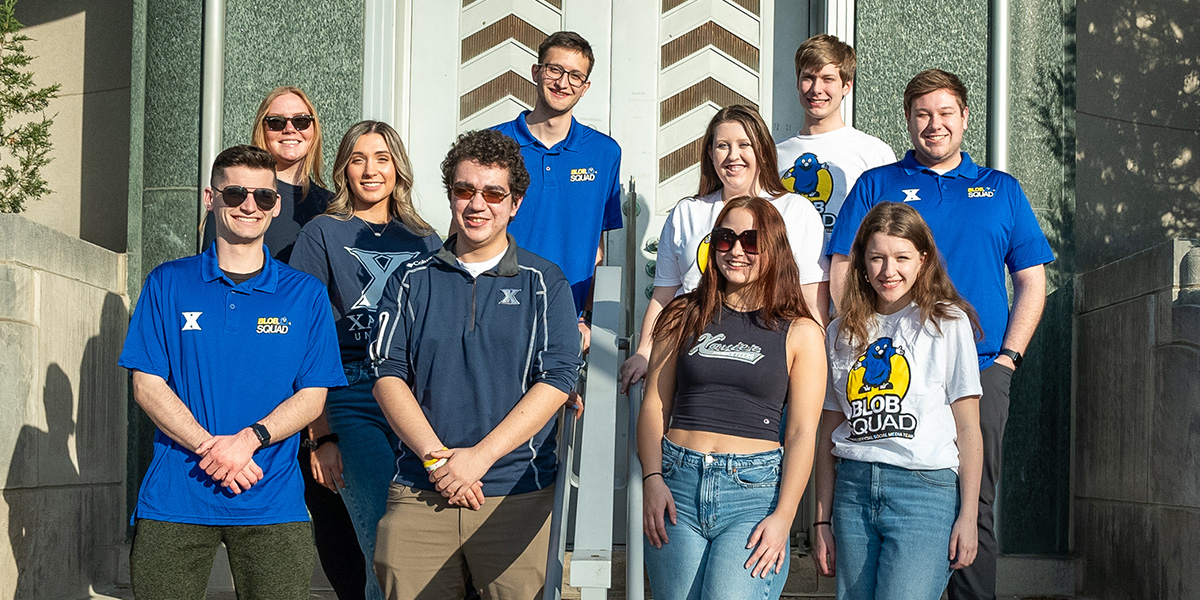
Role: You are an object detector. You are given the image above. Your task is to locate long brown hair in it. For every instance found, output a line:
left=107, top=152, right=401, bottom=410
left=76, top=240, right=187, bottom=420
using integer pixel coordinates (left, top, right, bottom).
left=654, top=196, right=812, bottom=355
left=249, top=86, right=326, bottom=195
left=837, top=202, right=980, bottom=354
left=326, top=120, right=433, bottom=236
left=697, top=105, right=788, bottom=199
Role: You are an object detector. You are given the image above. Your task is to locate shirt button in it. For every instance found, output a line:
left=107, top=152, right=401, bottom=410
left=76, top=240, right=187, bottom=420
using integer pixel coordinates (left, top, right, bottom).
left=545, top=166, right=551, bottom=171
left=229, top=304, right=235, bottom=309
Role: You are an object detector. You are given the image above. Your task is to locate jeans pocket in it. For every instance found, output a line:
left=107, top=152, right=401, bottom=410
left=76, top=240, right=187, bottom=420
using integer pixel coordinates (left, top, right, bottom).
left=732, top=463, right=780, bottom=488
left=914, top=468, right=959, bottom=488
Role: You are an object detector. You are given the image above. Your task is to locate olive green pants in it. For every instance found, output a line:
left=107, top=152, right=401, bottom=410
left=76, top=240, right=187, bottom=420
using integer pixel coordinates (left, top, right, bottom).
left=130, top=519, right=314, bottom=600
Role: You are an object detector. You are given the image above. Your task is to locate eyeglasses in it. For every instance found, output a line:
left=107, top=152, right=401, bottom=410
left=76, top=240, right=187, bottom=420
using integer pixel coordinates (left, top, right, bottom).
left=537, top=63, right=588, bottom=88
left=451, top=184, right=511, bottom=204
left=215, top=185, right=279, bottom=211
left=710, top=227, right=759, bottom=255
left=262, top=114, right=314, bottom=131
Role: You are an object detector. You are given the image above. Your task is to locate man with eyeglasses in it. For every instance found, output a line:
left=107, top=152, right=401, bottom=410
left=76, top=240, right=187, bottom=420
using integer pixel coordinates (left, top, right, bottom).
left=119, top=145, right=345, bottom=598
left=492, top=30, right=623, bottom=352
left=370, top=129, right=583, bottom=600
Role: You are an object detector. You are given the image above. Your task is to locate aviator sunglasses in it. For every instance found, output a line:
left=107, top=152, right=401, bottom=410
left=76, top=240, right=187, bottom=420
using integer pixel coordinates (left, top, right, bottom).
left=451, top=184, right=511, bottom=204
left=710, top=227, right=759, bottom=254
left=262, top=114, right=315, bottom=131
left=215, top=185, right=279, bottom=211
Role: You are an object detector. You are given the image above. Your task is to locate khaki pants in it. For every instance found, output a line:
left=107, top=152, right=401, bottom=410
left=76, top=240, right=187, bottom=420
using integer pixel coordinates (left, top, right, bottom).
left=374, top=483, right=554, bottom=600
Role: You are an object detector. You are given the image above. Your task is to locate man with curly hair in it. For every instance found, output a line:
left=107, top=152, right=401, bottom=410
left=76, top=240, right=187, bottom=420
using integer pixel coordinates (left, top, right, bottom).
left=369, top=129, right=584, bottom=600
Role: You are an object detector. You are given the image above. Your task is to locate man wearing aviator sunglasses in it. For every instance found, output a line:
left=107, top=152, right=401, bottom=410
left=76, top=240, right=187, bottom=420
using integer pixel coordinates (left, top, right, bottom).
left=492, top=31, right=623, bottom=353
left=119, top=145, right=345, bottom=598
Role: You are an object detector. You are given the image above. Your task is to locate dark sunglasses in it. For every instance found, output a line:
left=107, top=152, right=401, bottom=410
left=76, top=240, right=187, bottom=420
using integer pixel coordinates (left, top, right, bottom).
left=215, top=185, right=279, bottom=211
left=262, top=114, right=314, bottom=131
left=451, top=184, right=511, bottom=204
left=710, top=227, right=759, bottom=254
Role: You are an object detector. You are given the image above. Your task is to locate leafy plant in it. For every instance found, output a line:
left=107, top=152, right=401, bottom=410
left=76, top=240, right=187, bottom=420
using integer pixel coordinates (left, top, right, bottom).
left=0, top=0, right=59, bottom=213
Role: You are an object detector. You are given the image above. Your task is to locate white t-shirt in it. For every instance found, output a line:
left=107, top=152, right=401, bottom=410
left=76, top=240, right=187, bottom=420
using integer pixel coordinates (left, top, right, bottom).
left=457, top=247, right=506, bottom=278
left=776, top=126, right=896, bottom=249
left=654, top=190, right=828, bottom=294
left=824, top=303, right=981, bottom=472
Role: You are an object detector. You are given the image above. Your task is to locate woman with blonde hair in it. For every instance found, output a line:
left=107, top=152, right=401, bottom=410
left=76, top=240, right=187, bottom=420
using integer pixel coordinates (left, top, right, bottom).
left=620, top=104, right=828, bottom=394
left=203, top=86, right=331, bottom=262
left=290, top=120, right=440, bottom=600
left=813, top=202, right=983, bottom=599
left=639, top=196, right=826, bottom=599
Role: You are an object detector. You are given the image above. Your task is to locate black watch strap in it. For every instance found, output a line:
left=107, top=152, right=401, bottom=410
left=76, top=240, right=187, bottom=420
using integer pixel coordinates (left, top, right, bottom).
left=998, top=348, right=1023, bottom=368
left=250, top=423, right=271, bottom=450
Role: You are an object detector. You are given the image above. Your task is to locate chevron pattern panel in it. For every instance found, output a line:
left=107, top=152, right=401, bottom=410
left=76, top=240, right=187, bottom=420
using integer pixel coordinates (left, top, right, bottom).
left=457, top=0, right=565, bottom=131
left=656, top=0, right=765, bottom=213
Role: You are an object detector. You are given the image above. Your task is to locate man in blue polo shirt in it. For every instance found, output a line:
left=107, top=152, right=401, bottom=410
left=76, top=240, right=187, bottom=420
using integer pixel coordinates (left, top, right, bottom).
left=827, top=69, right=1054, bottom=600
left=492, top=30, right=623, bottom=351
left=119, top=145, right=345, bottom=599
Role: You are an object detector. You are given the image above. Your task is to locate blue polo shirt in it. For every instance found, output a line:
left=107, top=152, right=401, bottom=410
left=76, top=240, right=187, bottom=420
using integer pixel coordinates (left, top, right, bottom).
left=827, top=151, right=1055, bottom=369
left=119, top=244, right=346, bottom=525
left=493, top=112, right=623, bottom=312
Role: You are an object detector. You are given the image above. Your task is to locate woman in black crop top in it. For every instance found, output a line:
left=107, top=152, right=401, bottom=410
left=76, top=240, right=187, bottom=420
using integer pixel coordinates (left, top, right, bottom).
left=638, top=196, right=827, bottom=600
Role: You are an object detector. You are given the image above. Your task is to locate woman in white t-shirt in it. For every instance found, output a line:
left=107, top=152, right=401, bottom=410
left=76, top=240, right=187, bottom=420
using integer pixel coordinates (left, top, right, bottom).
left=620, top=105, right=828, bottom=392
left=814, top=202, right=983, bottom=600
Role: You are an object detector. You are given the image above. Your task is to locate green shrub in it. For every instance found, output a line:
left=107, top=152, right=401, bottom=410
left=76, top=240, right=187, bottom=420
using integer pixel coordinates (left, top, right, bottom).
left=0, top=0, right=59, bottom=213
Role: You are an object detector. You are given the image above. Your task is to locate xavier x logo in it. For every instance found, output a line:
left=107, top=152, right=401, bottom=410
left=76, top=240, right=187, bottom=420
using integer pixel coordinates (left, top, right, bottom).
left=499, top=289, right=521, bottom=306
left=902, top=189, right=922, bottom=203
left=346, top=248, right=419, bottom=311
left=182, top=312, right=202, bottom=331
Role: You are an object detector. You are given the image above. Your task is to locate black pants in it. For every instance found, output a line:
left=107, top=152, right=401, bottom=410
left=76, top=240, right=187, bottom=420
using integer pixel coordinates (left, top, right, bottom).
left=300, top=441, right=367, bottom=600
left=948, top=363, right=1014, bottom=600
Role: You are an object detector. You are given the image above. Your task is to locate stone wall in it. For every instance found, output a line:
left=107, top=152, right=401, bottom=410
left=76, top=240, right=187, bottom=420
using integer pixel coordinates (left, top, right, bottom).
left=1074, top=238, right=1200, bottom=599
left=0, top=215, right=128, bottom=599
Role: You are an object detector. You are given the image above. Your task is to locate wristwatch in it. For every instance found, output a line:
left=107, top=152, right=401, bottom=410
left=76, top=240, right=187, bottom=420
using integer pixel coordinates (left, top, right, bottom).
left=249, top=423, right=271, bottom=450
left=998, top=348, right=1023, bottom=368
left=302, top=433, right=340, bottom=451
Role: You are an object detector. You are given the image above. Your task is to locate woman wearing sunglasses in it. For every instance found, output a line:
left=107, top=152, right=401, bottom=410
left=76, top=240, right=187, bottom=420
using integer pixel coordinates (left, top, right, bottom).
left=290, top=121, right=440, bottom=600
left=813, top=203, right=982, bottom=599
left=203, top=87, right=332, bottom=263
left=638, top=196, right=826, bottom=600
left=620, top=104, right=828, bottom=395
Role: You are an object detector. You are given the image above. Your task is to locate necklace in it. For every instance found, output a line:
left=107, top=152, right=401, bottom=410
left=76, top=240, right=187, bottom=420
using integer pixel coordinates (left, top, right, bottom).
left=356, top=215, right=390, bottom=237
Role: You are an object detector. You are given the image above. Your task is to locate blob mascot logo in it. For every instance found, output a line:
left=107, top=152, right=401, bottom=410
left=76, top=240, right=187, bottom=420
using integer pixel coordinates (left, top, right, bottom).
left=781, top=152, right=834, bottom=226
left=845, top=337, right=918, bottom=442
left=696, top=232, right=712, bottom=274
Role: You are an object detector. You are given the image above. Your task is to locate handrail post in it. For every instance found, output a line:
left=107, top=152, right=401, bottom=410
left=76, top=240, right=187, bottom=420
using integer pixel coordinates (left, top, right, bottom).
left=626, top=381, right=644, bottom=600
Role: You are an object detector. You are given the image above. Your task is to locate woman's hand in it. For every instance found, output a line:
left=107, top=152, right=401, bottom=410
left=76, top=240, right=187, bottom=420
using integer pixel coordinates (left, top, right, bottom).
left=811, top=522, right=836, bottom=577
left=310, top=441, right=345, bottom=492
left=745, top=512, right=792, bottom=578
left=619, top=352, right=650, bottom=394
left=642, top=475, right=676, bottom=548
left=949, top=514, right=978, bottom=569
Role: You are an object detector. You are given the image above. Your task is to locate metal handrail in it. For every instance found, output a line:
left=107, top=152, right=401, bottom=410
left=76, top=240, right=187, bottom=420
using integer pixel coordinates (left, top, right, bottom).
left=626, top=381, right=644, bottom=600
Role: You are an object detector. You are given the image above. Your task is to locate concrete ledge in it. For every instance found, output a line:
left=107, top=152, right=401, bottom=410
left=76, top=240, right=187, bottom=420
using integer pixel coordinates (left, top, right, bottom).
left=0, top=214, right=126, bottom=294
left=1075, top=239, right=1199, bottom=314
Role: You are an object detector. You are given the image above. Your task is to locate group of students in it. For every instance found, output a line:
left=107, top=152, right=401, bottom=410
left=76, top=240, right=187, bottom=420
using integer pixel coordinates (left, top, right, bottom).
left=620, top=33, right=1052, bottom=600
left=119, top=27, right=1052, bottom=600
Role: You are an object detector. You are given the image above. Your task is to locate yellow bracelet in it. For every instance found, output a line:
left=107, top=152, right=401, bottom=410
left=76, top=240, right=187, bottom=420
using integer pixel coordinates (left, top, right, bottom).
left=423, top=447, right=449, bottom=472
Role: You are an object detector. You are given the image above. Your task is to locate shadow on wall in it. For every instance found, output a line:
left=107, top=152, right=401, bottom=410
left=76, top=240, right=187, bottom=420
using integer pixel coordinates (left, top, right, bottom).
left=1075, top=0, right=1200, bottom=272
left=5, top=292, right=126, bottom=600
left=17, top=0, right=133, bottom=253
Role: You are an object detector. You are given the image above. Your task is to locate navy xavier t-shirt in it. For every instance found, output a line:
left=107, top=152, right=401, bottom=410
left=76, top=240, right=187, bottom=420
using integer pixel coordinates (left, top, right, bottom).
left=289, top=214, right=441, bottom=364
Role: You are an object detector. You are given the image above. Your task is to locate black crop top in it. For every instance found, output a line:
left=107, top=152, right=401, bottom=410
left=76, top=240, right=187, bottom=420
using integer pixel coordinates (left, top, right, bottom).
left=670, top=307, right=790, bottom=441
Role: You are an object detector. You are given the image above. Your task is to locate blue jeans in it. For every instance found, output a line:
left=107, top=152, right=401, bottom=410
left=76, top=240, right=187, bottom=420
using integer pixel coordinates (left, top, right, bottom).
left=644, top=437, right=788, bottom=600
left=833, top=459, right=960, bottom=600
left=326, top=361, right=398, bottom=600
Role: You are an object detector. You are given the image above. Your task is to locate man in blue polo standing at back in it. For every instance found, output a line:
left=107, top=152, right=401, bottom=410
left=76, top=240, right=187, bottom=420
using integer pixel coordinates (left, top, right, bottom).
left=492, top=30, right=623, bottom=352
left=119, top=145, right=345, bottom=599
left=827, top=69, right=1054, bottom=600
